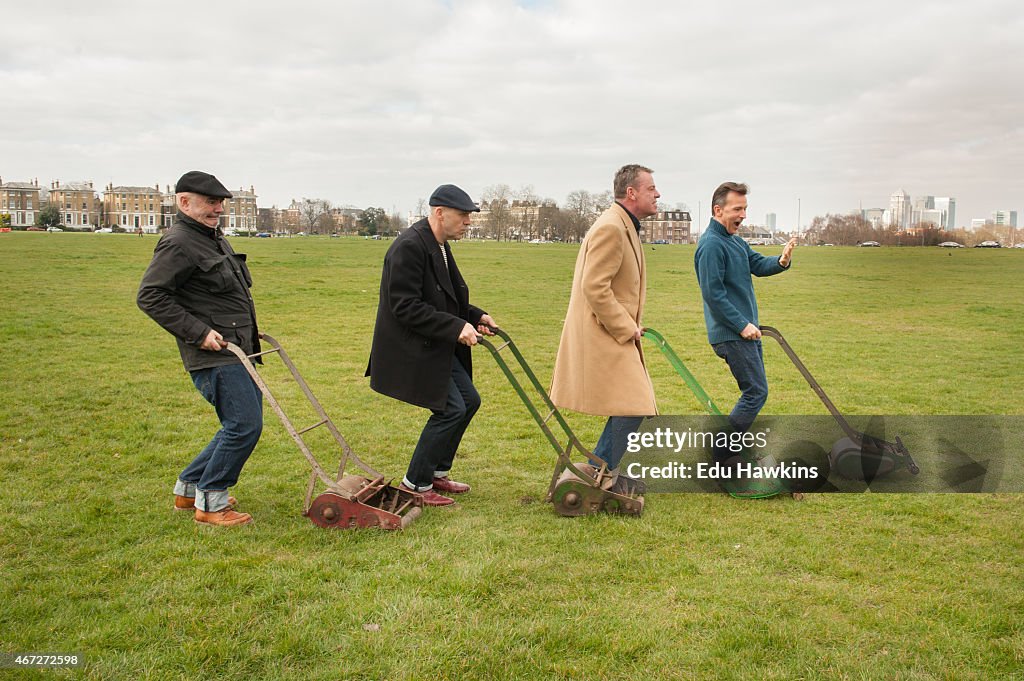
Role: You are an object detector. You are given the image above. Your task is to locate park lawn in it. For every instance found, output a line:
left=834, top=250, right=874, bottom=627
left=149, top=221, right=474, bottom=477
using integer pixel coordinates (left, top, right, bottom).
left=0, top=232, right=1022, bottom=680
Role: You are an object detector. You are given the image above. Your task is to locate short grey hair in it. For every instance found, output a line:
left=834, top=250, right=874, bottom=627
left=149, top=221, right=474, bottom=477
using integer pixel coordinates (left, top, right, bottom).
left=613, top=164, right=654, bottom=199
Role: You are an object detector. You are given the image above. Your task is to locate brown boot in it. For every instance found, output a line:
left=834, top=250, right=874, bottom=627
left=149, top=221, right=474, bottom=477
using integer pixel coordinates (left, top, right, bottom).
left=194, top=508, right=253, bottom=527
left=175, top=495, right=237, bottom=511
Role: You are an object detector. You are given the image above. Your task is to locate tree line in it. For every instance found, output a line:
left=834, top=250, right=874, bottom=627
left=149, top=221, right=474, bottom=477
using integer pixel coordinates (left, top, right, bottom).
left=806, top=213, right=1019, bottom=247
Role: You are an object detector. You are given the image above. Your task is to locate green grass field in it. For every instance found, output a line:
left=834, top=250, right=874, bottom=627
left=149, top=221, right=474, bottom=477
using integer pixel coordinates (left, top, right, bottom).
left=1, top=232, right=1022, bottom=680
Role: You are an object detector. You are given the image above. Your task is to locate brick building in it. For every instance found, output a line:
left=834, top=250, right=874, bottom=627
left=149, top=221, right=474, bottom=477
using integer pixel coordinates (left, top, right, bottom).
left=103, top=183, right=163, bottom=233
left=0, top=177, right=42, bottom=228
left=50, top=180, right=102, bottom=229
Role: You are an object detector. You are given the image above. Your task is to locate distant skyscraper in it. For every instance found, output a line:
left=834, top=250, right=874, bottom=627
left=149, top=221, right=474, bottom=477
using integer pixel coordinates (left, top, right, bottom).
left=889, top=189, right=911, bottom=229
left=765, top=213, right=776, bottom=232
left=934, top=197, right=956, bottom=230
left=919, top=209, right=944, bottom=227
left=912, top=195, right=935, bottom=211
left=911, top=195, right=935, bottom=226
left=861, top=207, right=885, bottom=228
left=992, top=210, right=1018, bottom=228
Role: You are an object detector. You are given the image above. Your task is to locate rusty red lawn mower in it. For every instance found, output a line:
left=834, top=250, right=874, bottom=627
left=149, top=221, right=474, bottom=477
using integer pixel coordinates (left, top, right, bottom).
left=225, top=333, right=422, bottom=530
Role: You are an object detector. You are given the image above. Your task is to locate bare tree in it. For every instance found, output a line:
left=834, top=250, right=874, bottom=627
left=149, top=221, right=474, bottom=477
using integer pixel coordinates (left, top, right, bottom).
left=388, top=210, right=405, bottom=236
left=593, top=190, right=614, bottom=213
left=481, top=184, right=513, bottom=241
left=299, top=198, right=332, bottom=234
left=563, top=189, right=597, bottom=243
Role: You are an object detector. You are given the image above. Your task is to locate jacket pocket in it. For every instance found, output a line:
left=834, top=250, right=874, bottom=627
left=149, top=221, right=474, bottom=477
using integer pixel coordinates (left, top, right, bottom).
left=196, top=255, right=234, bottom=293
left=211, top=312, right=253, bottom=346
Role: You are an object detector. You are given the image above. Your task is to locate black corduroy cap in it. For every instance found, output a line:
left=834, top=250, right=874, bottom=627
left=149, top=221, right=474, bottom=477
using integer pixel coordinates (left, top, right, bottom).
left=428, top=184, right=480, bottom=212
left=174, top=171, right=233, bottom=199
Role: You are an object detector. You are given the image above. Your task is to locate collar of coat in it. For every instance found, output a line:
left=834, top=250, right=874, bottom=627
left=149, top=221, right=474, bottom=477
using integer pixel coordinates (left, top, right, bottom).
left=176, top=211, right=221, bottom=240
left=607, top=202, right=644, bottom=275
left=410, top=218, right=459, bottom=302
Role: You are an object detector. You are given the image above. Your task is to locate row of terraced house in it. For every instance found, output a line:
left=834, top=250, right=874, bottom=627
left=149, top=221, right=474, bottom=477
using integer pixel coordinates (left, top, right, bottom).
left=0, top=176, right=258, bottom=233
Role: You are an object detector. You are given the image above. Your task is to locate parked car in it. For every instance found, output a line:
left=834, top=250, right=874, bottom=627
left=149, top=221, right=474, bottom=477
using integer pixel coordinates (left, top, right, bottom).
left=975, top=241, right=1001, bottom=248
left=95, top=227, right=113, bottom=233
left=937, top=241, right=964, bottom=248
left=858, top=241, right=881, bottom=247
left=256, top=232, right=272, bottom=238
left=46, top=226, right=64, bottom=232
left=651, top=239, right=669, bottom=245
left=1014, top=243, right=1024, bottom=249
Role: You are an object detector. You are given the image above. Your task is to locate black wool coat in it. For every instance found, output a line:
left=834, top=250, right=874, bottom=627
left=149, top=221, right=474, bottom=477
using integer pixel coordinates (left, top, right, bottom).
left=366, top=220, right=485, bottom=411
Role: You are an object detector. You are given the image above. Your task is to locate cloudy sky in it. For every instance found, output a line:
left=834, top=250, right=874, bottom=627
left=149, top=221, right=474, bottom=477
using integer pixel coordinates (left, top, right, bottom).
left=3, top=0, right=1021, bottom=229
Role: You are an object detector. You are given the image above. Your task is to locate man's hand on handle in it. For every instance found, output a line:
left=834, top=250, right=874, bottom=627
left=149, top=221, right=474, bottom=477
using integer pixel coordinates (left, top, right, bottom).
left=465, top=314, right=500, bottom=346
left=740, top=323, right=762, bottom=341
left=477, top=314, right=498, bottom=336
left=200, top=329, right=227, bottom=351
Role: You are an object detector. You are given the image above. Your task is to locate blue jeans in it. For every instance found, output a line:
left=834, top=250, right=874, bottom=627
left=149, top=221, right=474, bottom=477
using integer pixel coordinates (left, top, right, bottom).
left=592, top=416, right=645, bottom=470
left=404, top=358, right=480, bottom=491
left=713, top=340, right=768, bottom=435
left=180, top=363, right=263, bottom=511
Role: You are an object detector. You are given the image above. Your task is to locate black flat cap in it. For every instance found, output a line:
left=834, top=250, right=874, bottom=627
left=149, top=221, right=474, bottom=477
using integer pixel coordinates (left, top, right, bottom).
left=429, top=184, right=480, bottom=212
left=174, top=170, right=233, bottom=199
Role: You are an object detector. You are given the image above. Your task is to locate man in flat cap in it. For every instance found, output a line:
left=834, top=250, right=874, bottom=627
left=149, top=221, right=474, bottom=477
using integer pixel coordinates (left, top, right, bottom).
left=138, top=170, right=262, bottom=527
left=366, top=184, right=498, bottom=506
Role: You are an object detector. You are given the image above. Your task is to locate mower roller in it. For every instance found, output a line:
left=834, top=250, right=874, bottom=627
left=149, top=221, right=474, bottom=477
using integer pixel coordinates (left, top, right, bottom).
left=758, top=326, right=919, bottom=480
left=477, top=328, right=644, bottom=517
left=225, top=333, right=422, bottom=530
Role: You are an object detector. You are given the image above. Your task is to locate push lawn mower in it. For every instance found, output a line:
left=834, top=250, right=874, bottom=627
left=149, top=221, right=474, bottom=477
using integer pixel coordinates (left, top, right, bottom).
left=477, top=328, right=644, bottom=517
left=642, top=327, right=918, bottom=491
left=225, top=333, right=422, bottom=530
left=758, top=326, right=919, bottom=481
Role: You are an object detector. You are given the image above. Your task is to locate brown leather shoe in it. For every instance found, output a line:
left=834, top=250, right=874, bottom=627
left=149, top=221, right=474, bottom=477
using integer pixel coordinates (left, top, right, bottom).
left=432, top=477, right=470, bottom=494
left=174, top=495, right=237, bottom=511
left=400, top=484, right=455, bottom=507
left=194, top=508, right=253, bottom=527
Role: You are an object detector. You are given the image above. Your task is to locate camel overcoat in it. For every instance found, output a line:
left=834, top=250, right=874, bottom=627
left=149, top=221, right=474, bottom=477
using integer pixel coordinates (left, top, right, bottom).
left=549, top=203, right=657, bottom=416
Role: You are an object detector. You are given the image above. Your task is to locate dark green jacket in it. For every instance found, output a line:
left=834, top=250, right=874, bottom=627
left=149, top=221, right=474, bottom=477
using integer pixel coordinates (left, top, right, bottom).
left=138, top=213, right=261, bottom=371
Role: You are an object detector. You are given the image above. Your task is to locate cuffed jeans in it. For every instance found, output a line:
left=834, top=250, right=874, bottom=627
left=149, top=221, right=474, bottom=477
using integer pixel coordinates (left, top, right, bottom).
left=403, top=358, right=480, bottom=491
left=713, top=339, right=768, bottom=435
left=592, top=416, right=645, bottom=470
left=177, top=363, right=263, bottom=512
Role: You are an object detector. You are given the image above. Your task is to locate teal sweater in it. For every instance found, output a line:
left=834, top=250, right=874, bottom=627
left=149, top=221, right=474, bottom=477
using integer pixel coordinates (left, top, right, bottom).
left=694, top=219, right=789, bottom=344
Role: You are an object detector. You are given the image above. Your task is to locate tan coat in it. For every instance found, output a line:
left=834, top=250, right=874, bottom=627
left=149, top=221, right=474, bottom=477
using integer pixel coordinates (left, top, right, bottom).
left=550, top=204, right=657, bottom=416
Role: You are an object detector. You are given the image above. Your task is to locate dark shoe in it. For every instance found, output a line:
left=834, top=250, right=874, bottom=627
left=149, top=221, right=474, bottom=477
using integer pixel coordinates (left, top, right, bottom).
left=175, top=494, right=237, bottom=511
left=432, top=477, right=471, bottom=494
left=400, top=484, right=454, bottom=507
left=194, top=508, right=253, bottom=527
